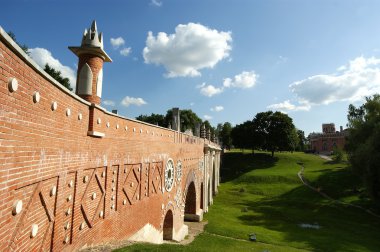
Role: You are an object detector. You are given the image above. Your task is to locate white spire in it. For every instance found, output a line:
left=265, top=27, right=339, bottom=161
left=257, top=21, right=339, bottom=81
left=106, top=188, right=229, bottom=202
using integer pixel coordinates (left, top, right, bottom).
left=81, top=20, right=103, bottom=49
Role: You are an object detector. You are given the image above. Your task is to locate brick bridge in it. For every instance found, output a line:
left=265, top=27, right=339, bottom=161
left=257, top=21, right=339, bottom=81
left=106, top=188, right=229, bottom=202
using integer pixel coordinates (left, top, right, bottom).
left=0, top=22, right=221, bottom=251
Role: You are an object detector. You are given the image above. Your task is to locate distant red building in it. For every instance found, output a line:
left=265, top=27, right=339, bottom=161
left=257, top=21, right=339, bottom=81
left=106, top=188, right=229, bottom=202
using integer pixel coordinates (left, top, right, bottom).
left=309, top=123, right=348, bottom=154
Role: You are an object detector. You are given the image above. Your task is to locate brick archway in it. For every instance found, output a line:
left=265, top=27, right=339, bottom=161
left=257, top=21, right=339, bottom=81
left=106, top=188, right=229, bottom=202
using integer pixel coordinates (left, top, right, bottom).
left=185, top=182, right=196, bottom=218
left=200, top=182, right=204, bottom=210
left=163, top=209, right=173, bottom=240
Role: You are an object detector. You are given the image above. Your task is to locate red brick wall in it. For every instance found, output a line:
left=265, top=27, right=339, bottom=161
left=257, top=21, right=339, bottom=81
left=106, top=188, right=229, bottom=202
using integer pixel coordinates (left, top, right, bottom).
left=0, top=30, right=219, bottom=251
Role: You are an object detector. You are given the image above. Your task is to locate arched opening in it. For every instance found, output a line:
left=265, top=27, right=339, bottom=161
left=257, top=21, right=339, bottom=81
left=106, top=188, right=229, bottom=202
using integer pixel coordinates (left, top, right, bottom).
left=163, top=210, right=173, bottom=240
left=185, top=182, right=197, bottom=221
left=208, top=178, right=211, bottom=206
left=212, top=164, right=216, bottom=196
left=200, top=182, right=204, bottom=210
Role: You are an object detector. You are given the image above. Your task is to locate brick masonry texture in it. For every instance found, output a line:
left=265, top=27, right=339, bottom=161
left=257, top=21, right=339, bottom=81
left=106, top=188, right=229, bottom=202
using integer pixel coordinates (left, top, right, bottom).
left=0, top=27, right=221, bottom=251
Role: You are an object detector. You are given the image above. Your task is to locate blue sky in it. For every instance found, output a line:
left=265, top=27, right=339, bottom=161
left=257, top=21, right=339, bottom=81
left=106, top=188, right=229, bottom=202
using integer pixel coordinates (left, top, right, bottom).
left=3, top=0, right=380, bottom=134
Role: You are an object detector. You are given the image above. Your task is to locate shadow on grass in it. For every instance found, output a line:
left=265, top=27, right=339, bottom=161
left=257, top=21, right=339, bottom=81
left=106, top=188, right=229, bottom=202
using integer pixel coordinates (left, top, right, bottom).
left=235, top=165, right=380, bottom=252
left=221, top=152, right=278, bottom=182
left=238, top=184, right=380, bottom=252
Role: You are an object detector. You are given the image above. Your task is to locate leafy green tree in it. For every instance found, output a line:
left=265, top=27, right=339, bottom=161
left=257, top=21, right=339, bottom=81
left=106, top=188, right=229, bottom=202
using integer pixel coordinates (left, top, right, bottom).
left=346, top=94, right=380, bottom=201
left=136, top=113, right=165, bottom=126
left=231, top=120, right=254, bottom=151
left=7, top=31, right=29, bottom=55
left=44, top=64, right=73, bottom=91
left=252, top=111, right=297, bottom=157
left=296, top=129, right=306, bottom=151
left=220, top=122, right=233, bottom=149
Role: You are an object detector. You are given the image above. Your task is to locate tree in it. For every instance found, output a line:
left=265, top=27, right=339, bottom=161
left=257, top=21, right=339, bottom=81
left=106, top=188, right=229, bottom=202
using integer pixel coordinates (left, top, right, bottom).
left=231, top=120, right=254, bottom=151
left=346, top=94, right=380, bottom=201
left=296, top=130, right=306, bottom=151
left=44, top=64, right=73, bottom=91
left=7, top=31, right=29, bottom=55
left=252, top=111, right=298, bottom=157
left=136, top=113, right=165, bottom=126
left=220, top=122, right=233, bottom=149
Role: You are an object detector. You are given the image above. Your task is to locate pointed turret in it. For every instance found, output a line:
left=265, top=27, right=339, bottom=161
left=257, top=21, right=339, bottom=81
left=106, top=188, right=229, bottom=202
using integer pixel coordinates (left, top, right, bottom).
left=69, top=20, right=112, bottom=105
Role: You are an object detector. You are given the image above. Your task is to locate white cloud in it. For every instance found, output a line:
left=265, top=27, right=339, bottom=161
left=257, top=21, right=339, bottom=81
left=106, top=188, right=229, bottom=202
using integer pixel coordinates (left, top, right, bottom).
left=103, top=100, right=115, bottom=106
left=204, top=115, right=212, bottom=120
left=150, top=0, right=162, bottom=6
left=223, top=71, right=258, bottom=89
left=290, top=56, right=380, bottom=106
left=143, top=23, right=232, bottom=78
left=121, top=96, right=147, bottom=107
left=28, top=47, right=76, bottom=88
left=198, top=83, right=224, bottom=97
left=120, top=47, right=132, bottom=57
left=267, top=100, right=310, bottom=112
left=210, top=105, right=224, bottom=112
left=110, top=37, right=125, bottom=49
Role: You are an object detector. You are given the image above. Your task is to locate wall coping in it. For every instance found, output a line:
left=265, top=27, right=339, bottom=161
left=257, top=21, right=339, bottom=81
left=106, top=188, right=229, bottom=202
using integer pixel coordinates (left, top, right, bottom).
left=0, top=25, right=220, bottom=146
left=0, top=25, right=91, bottom=107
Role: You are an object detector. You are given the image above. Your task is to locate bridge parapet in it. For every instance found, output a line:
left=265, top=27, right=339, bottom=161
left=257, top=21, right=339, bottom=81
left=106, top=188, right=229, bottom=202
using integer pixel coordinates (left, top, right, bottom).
left=0, top=24, right=221, bottom=251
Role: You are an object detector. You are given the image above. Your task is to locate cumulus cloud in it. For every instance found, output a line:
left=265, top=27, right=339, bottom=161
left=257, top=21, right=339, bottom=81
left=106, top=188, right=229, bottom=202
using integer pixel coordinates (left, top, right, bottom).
left=102, top=100, right=115, bottom=106
left=110, top=37, right=125, bottom=49
left=290, top=56, right=380, bottom=106
left=29, top=47, right=76, bottom=88
left=121, top=96, right=147, bottom=107
left=204, top=115, right=212, bottom=120
left=210, top=106, right=224, bottom=112
left=143, top=23, right=232, bottom=78
left=198, top=83, right=224, bottom=97
left=120, top=47, right=132, bottom=57
left=150, top=0, right=162, bottom=6
left=267, top=100, right=310, bottom=112
left=223, top=71, right=258, bottom=88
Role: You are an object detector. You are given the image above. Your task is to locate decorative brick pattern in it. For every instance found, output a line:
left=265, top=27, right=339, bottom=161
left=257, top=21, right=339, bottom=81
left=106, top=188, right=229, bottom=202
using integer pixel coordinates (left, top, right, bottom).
left=0, top=26, right=221, bottom=251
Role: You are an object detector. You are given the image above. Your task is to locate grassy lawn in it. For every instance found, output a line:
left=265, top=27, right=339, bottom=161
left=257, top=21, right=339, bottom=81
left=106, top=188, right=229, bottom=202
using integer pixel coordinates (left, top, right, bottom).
left=115, top=150, right=380, bottom=252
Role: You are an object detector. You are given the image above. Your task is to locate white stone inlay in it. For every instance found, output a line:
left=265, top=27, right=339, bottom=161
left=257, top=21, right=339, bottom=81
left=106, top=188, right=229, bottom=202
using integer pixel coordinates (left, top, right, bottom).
left=116, top=124, right=119, bottom=129
left=99, top=211, right=104, bottom=218
left=92, top=192, right=97, bottom=200
left=106, top=122, right=110, bottom=128
left=123, top=199, right=127, bottom=205
left=51, top=101, right=58, bottom=111
left=12, top=200, right=23, bottom=215
left=33, top=91, right=40, bottom=103
left=125, top=126, right=128, bottom=131
left=8, top=78, right=18, bottom=92
left=83, top=176, right=88, bottom=183
left=64, top=235, right=70, bottom=244
left=66, top=208, right=71, bottom=216
left=78, top=113, right=83, bottom=120
left=67, top=195, right=72, bottom=202
left=66, top=108, right=71, bottom=117
left=68, top=180, right=73, bottom=188
left=50, top=186, right=57, bottom=196
left=102, top=171, right=106, bottom=178
left=64, top=222, right=70, bottom=230
left=111, top=204, right=115, bottom=209
left=80, top=222, right=85, bottom=230
left=97, top=118, right=102, bottom=124
left=30, top=224, right=38, bottom=238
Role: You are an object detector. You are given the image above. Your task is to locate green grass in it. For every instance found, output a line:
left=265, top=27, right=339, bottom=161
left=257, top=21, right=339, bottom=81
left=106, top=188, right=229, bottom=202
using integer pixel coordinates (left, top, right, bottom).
left=115, top=150, right=380, bottom=252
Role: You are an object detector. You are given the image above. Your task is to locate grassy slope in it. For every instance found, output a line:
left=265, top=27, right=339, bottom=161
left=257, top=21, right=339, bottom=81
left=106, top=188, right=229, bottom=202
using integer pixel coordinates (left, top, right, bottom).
left=115, top=151, right=380, bottom=252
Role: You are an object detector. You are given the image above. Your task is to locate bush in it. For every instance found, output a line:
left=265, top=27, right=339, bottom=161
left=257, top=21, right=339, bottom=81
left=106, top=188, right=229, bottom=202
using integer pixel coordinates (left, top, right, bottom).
left=332, top=147, right=344, bottom=162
